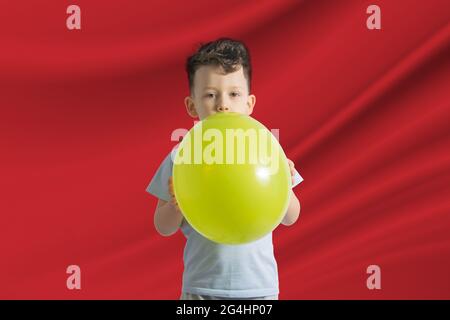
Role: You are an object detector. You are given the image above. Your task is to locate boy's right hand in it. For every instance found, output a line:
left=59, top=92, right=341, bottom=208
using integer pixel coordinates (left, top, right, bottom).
left=168, top=177, right=182, bottom=214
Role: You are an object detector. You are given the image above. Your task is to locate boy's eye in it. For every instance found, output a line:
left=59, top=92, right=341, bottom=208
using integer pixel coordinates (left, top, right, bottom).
left=205, top=93, right=215, bottom=98
left=230, top=92, right=241, bottom=97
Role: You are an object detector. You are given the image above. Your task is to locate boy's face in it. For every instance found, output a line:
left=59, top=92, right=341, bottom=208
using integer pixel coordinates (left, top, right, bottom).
left=184, top=65, right=256, bottom=120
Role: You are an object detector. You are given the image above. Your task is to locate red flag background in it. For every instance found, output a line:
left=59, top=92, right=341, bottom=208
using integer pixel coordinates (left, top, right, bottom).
left=1, top=0, right=449, bottom=299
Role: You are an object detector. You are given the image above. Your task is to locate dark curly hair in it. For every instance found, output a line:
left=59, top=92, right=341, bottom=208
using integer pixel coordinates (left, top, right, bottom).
left=186, top=38, right=252, bottom=94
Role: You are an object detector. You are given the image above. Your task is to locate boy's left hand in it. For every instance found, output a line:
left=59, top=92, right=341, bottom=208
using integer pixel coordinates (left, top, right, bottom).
left=287, top=159, right=295, bottom=185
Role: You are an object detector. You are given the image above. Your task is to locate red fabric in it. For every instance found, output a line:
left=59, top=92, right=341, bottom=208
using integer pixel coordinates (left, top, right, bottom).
left=1, top=0, right=449, bottom=299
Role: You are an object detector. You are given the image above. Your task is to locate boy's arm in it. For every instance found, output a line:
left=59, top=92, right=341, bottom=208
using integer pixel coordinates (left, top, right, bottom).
left=281, top=190, right=301, bottom=226
left=154, top=199, right=184, bottom=236
left=153, top=177, right=184, bottom=236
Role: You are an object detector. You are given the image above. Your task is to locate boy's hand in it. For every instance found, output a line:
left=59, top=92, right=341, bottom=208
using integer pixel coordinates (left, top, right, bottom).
left=168, top=177, right=183, bottom=214
left=287, top=159, right=296, bottom=185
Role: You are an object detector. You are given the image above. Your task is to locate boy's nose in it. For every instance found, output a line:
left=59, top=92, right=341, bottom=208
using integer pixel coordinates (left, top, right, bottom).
left=217, top=105, right=230, bottom=112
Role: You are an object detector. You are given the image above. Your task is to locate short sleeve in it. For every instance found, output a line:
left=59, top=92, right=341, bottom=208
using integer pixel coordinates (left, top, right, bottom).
left=292, top=169, right=304, bottom=188
left=146, top=152, right=174, bottom=202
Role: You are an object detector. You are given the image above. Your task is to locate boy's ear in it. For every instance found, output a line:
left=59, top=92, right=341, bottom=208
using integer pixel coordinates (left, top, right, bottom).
left=184, top=96, right=198, bottom=118
left=247, top=94, right=256, bottom=116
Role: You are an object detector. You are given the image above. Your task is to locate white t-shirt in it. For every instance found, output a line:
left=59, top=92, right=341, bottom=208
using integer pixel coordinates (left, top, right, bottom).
left=146, top=150, right=303, bottom=298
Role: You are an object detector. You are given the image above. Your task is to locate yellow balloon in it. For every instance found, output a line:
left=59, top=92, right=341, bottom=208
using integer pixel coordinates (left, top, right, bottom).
left=173, top=112, right=291, bottom=244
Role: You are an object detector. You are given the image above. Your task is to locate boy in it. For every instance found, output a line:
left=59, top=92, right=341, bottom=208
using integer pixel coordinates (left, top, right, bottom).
left=146, top=38, right=303, bottom=300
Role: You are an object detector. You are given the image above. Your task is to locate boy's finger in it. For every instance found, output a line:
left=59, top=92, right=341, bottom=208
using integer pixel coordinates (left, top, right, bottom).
left=168, top=177, right=175, bottom=194
left=287, top=161, right=294, bottom=171
left=171, top=199, right=182, bottom=214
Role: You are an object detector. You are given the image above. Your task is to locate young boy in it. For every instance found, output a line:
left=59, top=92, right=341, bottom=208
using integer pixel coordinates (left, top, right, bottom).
left=146, top=38, right=303, bottom=300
